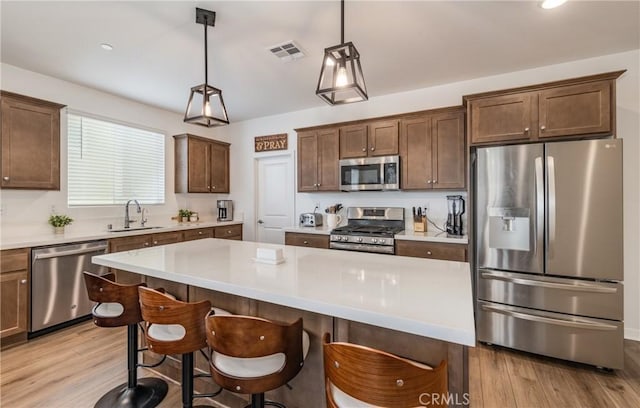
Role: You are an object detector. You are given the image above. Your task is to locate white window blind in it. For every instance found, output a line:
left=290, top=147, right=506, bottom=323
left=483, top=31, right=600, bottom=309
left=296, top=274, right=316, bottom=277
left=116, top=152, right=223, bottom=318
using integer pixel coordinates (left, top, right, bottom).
left=68, top=113, right=165, bottom=206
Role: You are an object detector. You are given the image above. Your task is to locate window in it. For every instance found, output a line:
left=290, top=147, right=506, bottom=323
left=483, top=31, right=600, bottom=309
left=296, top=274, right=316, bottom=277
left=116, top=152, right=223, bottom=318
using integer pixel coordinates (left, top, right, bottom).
left=67, top=113, right=165, bottom=206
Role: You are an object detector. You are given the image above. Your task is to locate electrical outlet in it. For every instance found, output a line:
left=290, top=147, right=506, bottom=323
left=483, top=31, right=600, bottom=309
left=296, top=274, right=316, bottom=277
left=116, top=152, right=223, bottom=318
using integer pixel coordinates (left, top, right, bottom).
left=423, top=202, right=429, bottom=213
left=314, top=202, right=321, bottom=212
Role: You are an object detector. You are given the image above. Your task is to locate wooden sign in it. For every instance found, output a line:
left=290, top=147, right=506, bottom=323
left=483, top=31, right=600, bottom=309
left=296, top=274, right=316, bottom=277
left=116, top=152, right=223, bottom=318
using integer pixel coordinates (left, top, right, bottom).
left=255, top=133, right=288, bottom=152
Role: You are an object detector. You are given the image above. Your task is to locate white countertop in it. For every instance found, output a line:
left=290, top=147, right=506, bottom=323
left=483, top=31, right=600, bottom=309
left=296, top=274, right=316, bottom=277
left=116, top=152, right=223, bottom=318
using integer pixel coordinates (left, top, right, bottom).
left=92, top=238, right=476, bottom=346
left=0, top=221, right=243, bottom=250
left=284, top=225, right=468, bottom=244
left=394, top=230, right=469, bottom=244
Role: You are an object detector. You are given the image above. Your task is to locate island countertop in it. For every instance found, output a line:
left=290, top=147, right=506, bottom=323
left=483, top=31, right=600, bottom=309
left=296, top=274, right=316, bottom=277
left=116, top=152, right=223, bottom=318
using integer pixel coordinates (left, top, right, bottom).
left=92, top=238, right=475, bottom=346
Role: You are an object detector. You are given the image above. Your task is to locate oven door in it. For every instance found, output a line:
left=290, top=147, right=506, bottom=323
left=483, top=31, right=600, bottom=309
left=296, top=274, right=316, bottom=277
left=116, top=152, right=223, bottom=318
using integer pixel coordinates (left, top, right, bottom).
left=339, top=156, right=399, bottom=191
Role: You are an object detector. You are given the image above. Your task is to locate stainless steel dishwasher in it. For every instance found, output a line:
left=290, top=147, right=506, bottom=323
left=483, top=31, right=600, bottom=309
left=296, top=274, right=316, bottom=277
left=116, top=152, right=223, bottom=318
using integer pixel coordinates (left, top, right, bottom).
left=31, top=240, right=108, bottom=334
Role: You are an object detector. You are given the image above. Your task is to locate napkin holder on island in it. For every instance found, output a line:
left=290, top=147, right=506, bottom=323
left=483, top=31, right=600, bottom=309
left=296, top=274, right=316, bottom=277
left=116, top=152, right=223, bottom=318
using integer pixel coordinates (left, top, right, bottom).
left=254, top=248, right=285, bottom=265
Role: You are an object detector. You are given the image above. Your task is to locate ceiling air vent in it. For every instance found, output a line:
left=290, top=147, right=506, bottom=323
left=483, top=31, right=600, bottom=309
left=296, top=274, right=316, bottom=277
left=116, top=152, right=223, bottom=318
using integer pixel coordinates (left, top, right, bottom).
left=268, top=40, right=305, bottom=62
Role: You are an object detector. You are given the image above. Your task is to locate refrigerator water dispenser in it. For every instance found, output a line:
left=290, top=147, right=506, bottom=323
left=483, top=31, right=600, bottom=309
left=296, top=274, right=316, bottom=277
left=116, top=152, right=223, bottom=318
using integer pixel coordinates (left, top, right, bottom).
left=487, top=207, right=530, bottom=251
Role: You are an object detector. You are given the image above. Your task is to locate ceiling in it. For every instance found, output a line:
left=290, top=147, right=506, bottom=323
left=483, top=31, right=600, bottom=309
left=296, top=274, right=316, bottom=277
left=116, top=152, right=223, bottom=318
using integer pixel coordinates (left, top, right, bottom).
left=2, top=1, right=639, bottom=122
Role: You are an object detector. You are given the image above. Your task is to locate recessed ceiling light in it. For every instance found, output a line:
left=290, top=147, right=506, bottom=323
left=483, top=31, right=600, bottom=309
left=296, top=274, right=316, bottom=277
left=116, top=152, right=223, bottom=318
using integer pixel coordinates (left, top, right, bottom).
left=100, top=43, right=114, bottom=51
left=541, top=0, right=567, bottom=9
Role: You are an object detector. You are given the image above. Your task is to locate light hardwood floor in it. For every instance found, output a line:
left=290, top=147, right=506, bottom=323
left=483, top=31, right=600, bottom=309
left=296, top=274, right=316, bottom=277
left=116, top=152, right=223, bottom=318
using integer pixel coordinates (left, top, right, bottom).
left=1, top=321, right=639, bottom=407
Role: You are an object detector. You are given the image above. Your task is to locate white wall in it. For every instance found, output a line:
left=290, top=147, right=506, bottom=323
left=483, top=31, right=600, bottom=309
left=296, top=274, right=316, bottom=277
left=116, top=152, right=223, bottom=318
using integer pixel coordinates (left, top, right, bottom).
left=0, top=63, right=232, bottom=238
left=216, top=49, right=640, bottom=340
left=1, top=49, right=638, bottom=340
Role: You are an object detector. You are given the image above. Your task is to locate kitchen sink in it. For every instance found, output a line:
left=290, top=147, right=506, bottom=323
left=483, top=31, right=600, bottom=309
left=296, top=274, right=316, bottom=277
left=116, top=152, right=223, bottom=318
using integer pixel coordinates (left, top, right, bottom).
left=107, top=226, right=163, bottom=233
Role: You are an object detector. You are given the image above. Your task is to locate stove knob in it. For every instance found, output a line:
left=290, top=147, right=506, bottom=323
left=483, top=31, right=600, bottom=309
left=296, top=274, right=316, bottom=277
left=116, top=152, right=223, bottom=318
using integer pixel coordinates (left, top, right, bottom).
left=378, top=238, right=386, bottom=245
left=338, top=236, right=344, bottom=241
left=372, top=238, right=378, bottom=244
left=357, top=237, right=363, bottom=243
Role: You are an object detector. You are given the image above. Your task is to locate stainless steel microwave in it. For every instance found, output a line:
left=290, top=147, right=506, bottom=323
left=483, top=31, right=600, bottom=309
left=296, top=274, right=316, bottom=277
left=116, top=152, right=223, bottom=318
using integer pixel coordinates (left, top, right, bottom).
left=339, top=155, right=400, bottom=191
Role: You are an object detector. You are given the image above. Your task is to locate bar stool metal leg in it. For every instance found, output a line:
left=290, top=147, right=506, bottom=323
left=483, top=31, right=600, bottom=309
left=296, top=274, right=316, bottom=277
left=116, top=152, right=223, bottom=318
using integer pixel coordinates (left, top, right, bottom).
left=94, top=324, right=168, bottom=408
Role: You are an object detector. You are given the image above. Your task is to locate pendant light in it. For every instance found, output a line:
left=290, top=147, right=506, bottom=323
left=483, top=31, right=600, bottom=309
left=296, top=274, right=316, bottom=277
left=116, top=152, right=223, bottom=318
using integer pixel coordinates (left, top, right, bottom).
left=316, top=0, right=368, bottom=105
left=184, top=8, right=229, bottom=127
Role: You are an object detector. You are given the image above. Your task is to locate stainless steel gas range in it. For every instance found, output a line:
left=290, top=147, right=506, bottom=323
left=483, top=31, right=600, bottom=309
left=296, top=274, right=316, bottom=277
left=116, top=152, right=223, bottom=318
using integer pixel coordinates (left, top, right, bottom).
left=330, top=207, right=404, bottom=255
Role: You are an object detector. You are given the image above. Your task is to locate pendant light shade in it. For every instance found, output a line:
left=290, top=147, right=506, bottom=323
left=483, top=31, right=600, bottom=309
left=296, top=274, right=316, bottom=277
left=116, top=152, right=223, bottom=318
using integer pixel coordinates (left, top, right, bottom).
left=184, top=8, right=229, bottom=127
left=316, top=0, right=368, bottom=105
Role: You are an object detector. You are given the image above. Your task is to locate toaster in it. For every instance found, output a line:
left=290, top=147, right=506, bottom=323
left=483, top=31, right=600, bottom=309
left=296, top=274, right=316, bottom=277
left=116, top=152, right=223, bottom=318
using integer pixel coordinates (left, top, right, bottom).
left=299, top=213, right=323, bottom=227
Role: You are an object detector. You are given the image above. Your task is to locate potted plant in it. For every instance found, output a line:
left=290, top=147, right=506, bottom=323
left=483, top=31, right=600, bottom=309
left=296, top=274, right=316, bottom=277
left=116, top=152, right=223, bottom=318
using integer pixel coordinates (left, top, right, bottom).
left=48, top=214, right=73, bottom=234
left=178, top=209, right=192, bottom=223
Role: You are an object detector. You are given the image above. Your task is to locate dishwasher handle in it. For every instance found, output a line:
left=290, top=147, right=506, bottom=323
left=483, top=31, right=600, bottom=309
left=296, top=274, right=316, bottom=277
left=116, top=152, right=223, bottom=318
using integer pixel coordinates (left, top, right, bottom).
left=33, top=244, right=108, bottom=260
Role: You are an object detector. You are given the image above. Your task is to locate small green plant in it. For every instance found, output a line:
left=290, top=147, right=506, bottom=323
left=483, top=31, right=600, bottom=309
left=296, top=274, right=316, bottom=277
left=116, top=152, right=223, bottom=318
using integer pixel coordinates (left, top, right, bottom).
left=48, top=214, right=73, bottom=227
left=178, top=209, right=192, bottom=218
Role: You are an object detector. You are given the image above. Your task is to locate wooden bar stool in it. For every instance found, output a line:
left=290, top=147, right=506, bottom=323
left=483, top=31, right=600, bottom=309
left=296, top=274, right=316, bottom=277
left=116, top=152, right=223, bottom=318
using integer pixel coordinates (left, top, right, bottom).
left=83, top=271, right=168, bottom=408
left=205, top=315, right=310, bottom=408
left=322, top=333, right=448, bottom=408
left=138, top=286, right=227, bottom=408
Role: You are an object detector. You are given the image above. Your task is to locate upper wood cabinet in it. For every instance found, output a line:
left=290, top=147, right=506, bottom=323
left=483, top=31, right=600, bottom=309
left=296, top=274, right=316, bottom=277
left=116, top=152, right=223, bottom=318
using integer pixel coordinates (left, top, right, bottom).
left=339, top=120, right=399, bottom=158
left=465, top=71, right=624, bottom=146
left=1, top=248, right=30, bottom=349
left=298, top=128, right=339, bottom=192
left=400, top=109, right=465, bottom=190
left=1, top=92, right=65, bottom=190
left=174, top=134, right=230, bottom=193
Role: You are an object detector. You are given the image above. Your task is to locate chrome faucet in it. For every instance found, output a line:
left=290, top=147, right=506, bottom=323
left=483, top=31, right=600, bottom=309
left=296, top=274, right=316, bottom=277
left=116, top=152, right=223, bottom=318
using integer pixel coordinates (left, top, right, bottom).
left=124, top=199, right=141, bottom=229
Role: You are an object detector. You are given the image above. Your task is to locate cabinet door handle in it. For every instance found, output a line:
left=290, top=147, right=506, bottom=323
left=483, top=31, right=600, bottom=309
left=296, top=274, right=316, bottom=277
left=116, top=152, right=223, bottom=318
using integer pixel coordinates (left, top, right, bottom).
left=362, top=147, right=366, bottom=152
left=427, top=180, right=432, bottom=184
left=524, top=127, right=530, bottom=133
left=198, top=231, right=203, bottom=235
left=208, top=185, right=211, bottom=189
left=2, top=176, right=9, bottom=181
left=540, top=125, right=546, bottom=131
left=317, top=183, right=321, bottom=187
left=432, top=179, right=437, bottom=184
left=426, top=251, right=432, bottom=255
left=144, top=242, right=150, bottom=246
left=212, top=186, right=216, bottom=189
left=303, top=240, right=309, bottom=245
left=20, top=279, right=27, bottom=284
left=228, top=230, right=232, bottom=234
left=153, top=241, right=158, bottom=245
left=370, top=147, right=375, bottom=151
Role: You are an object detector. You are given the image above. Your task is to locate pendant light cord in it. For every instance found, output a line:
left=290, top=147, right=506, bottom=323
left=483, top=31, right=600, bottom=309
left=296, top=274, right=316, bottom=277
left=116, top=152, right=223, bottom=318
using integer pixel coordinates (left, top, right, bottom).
left=340, top=0, right=344, bottom=44
left=203, top=15, right=209, bottom=87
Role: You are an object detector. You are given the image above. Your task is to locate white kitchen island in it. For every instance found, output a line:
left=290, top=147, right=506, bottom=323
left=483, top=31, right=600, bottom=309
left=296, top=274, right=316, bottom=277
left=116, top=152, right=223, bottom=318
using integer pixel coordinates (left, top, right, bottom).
left=93, top=238, right=475, bottom=407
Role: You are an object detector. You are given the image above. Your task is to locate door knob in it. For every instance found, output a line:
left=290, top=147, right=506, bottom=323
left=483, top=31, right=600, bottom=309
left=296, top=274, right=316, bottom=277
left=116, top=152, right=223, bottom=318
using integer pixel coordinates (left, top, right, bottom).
left=258, top=220, right=264, bottom=224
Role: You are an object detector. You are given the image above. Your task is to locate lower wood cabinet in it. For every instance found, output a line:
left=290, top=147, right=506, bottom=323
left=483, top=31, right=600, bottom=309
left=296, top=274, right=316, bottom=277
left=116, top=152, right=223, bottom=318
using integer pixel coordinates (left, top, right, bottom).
left=183, top=227, right=215, bottom=241
left=395, top=240, right=467, bottom=262
left=1, top=248, right=29, bottom=349
left=214, top=224, right=243, bottom=240
left=284, top=232, right=330, bottom=249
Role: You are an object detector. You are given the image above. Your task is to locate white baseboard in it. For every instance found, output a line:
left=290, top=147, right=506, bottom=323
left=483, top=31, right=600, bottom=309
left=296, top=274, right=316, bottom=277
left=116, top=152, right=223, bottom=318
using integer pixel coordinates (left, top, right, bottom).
left=625, top=327, right=640, bottom=341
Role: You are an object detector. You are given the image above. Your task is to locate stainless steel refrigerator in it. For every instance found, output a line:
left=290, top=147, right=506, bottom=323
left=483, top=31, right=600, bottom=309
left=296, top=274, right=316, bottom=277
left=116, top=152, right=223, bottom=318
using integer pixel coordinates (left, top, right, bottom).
left=475, top=139, right=624, bottom=369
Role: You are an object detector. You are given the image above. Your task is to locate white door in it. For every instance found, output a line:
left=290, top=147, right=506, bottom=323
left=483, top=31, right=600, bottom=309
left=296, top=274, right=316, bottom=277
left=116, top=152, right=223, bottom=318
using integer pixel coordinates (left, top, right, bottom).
left=255, top=154, right=294, bottom=244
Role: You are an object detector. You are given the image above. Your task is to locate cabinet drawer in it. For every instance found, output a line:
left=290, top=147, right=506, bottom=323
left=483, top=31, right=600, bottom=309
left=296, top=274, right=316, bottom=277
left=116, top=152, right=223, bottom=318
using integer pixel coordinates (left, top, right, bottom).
left=215, top=224, right=242, bottom=239
left=285, top=233, right=330, bottom=249
left=151, top=231, right=183, bottom=246
left=183, top=228, right=215, bottom=241
left=395, top=240, right=467, bottom=262
left=1, top=248, right=29, bottom=273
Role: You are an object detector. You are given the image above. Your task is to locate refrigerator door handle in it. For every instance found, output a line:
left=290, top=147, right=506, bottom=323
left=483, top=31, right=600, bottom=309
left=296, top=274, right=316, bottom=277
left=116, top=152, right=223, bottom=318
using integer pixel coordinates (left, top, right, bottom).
left=480, top=304, right=618, bottom=330
left=547, top=155, right=556, bottom=260
left=480, top=271, right=618, bottom=293
left=534, top=156, right=544, bottom=256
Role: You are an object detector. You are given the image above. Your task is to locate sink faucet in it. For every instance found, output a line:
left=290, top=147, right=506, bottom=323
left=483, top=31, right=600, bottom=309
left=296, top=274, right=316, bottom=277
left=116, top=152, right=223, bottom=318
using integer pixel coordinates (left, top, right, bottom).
left=124, top=199, right=141, bottom=229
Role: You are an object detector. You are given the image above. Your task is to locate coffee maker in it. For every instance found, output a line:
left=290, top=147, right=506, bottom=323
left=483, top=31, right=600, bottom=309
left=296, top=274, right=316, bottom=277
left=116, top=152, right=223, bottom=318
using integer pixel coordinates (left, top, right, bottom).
left=446, top=195, right=465, bottom=237
left=217, top=200, right=233, bottom=221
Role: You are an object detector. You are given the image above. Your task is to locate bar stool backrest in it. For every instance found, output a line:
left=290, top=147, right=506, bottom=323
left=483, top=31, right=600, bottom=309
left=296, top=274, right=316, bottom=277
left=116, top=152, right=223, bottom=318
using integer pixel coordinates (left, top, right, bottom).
left=83, top=271, right=146, bottom=327
left=138, top=286, right=211, bottom=355
left=205, top=315, right=304, bottom=394
left=322, top=333, right=448, bottom=407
